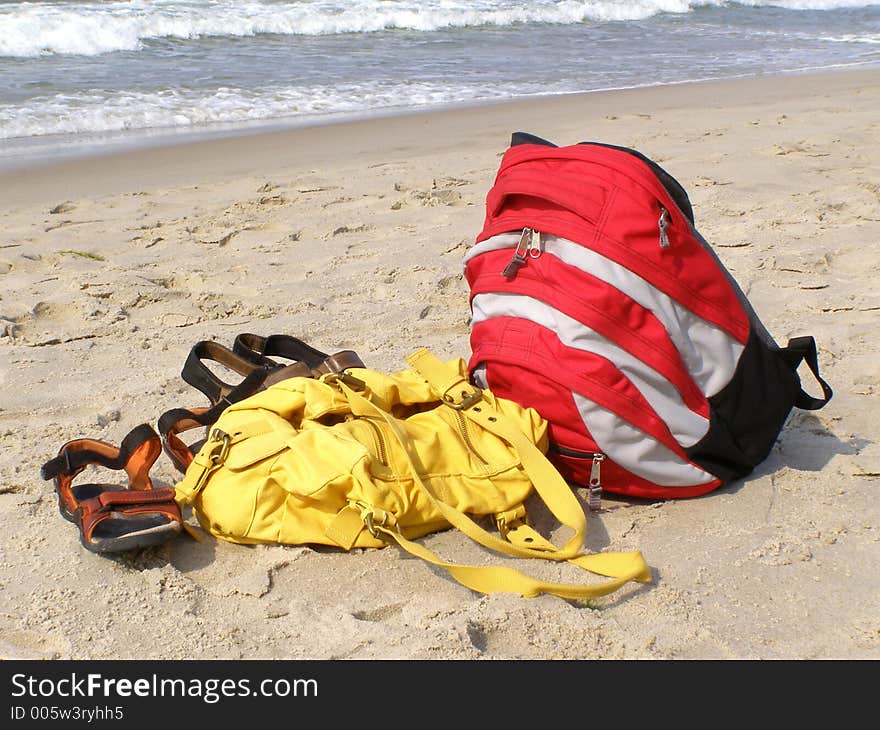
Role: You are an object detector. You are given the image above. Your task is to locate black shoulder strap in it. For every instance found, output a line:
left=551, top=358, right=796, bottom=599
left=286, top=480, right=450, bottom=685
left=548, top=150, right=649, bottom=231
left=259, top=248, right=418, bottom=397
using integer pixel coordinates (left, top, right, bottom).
left=779, top=336, right=833, bottom=410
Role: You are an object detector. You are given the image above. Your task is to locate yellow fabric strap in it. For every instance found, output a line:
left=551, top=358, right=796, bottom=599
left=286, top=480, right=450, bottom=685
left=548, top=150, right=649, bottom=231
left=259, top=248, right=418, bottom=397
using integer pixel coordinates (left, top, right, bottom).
left=338, top=380, right=563, bottom=560
left=406, top=348, right=598, bottom=557
left=175, top=418, right=269, bottom=508
left=174, top=438, right=227, bottom=506
left=371, top=522, right=650, bottom=600
left=325, top=504, right=371, bottom=550
left=334, top=351, right=651, bottom=598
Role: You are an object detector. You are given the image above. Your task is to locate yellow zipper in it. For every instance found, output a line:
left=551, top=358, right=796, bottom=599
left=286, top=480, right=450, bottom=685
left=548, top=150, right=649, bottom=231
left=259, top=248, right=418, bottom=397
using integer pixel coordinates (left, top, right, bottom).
left=454, top=410, right=488, bottom=465
left=358, top=416, right=388, bottom=466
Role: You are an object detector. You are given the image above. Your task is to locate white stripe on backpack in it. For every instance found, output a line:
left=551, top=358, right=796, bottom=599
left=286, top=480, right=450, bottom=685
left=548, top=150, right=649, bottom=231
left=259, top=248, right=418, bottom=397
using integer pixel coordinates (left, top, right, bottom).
left=467, top=232, right=746, bottom=397
left=571, top=393, right=716, bottom=487
left=471, top=292, right=709, bottom=447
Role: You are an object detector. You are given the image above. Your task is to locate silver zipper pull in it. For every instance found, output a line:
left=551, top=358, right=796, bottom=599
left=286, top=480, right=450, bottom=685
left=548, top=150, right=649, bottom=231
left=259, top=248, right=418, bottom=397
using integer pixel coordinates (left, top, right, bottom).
left=528, top=229, right=542, bottom=259
left=501, top=228, right=532, bottom=279
left=658, top=207, right=671, bottom=248
left=588, top=453, right=604, bottom=511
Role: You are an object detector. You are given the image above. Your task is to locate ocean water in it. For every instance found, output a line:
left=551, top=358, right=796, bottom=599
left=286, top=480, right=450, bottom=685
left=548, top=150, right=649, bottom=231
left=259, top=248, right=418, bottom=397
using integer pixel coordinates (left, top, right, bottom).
left=1, top=0, right=879, bottom=169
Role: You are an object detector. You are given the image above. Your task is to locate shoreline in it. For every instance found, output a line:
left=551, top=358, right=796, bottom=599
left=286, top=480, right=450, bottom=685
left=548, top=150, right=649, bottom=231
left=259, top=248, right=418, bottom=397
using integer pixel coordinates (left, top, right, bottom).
left=1, top=66, right=878, bottom=660
left=3, top=62, right=873, bottom=176
left=3, top=66, right=878, bottom=207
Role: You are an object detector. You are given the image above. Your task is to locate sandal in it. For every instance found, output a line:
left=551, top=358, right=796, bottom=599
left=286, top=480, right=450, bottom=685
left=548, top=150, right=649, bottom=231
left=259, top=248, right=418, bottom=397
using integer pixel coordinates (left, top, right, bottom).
left=159, top=335, right=366, bottom=474
left=41, top=424, right=183, bottom=553
left=178, top=339, right=275, bottom=408
left=231, top=333, right=365, bottom=388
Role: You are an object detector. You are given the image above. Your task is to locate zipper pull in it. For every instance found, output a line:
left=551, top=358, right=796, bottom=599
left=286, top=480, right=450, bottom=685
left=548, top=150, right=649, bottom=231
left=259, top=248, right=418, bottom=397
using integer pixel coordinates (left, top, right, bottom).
left=658, top=207, right=671, bottom=248
left=501, top=228, right=532, bottom=279
left=588, top=453, right=604, bottom=511
left=528, top=229, right=542, bottom=259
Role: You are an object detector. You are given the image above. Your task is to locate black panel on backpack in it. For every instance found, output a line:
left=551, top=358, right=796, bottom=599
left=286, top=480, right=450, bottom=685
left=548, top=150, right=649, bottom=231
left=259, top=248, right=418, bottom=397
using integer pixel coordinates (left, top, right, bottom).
left=685, top=328, right=807, bottom=483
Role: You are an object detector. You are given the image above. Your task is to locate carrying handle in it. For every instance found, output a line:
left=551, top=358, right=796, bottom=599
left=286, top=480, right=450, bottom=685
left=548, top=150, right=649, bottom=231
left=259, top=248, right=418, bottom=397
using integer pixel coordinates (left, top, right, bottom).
left=780, top=336, right=833, bottom=410
left=334, top=349, right=652, bottom=600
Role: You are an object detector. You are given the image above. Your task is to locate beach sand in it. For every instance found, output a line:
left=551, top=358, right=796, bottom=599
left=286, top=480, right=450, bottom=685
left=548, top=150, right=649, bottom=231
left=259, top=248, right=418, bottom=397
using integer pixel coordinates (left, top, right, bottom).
left=1, top=69, right=877, bottom=660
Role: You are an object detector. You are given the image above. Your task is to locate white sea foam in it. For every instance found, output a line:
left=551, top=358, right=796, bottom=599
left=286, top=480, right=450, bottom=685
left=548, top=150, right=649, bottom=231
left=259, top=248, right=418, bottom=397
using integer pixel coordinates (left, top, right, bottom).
left=0, top=0, right=877, bottom=152
left=2, top=0, right=877, bottom=58
left=734, top=0, right=879, bottom=8
left=817, top=32, right=880, bottom=42
left=0, top=81, right=553, bottom=141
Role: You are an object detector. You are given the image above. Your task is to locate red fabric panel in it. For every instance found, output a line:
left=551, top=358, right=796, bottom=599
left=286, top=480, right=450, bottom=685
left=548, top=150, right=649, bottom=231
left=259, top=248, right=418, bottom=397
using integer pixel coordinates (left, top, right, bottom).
left=470, top=317, right=692, bottom=459
left=475, top=143, right=750, bottom=343
left=467, top=248, right=709, bottom=418
left=479, top=353, right=721, bottom=498
left=555, top=450, right=722, bottom=499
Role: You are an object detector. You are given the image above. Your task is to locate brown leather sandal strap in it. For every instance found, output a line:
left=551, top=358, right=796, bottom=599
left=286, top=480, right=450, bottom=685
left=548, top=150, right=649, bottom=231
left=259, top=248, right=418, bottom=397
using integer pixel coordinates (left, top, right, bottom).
left=182, top=335, right=366, bottom=406
left=233, top=333, right=330, bottom=370
left=180, top=340, right=273, bottom=406
left=260, top=350, right=366, bottom=387
left=314, top=350, right=366, bottom=375
left=157, top=406, right=218, bottom=474
left=261, top=361, right=322, bottom=388
left=80, top=487, right=177, bottom=515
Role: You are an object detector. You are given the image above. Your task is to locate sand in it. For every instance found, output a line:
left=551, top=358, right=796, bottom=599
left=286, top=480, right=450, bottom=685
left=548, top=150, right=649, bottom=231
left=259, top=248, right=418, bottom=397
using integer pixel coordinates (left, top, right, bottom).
left=0, top=69, right=878, bottom=661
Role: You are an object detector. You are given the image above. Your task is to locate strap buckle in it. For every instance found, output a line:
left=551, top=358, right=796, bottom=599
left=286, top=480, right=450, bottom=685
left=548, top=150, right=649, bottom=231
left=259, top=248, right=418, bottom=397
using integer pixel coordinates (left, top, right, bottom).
left=442, top=385, right=484, bottom=410
left=323, top=372, right=367, bottom=392
left=359, top=504, right=398, bottom=538
left=206, top=428, right=231, bottom=465
left=184, top=429, right=231, bottom=501
left=496, top=504, right=528, bottom=537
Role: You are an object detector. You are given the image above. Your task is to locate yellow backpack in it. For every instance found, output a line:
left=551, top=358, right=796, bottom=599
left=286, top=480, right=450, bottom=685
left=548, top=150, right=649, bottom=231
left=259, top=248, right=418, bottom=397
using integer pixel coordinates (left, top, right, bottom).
left=174, top=347, right=651, bottom=600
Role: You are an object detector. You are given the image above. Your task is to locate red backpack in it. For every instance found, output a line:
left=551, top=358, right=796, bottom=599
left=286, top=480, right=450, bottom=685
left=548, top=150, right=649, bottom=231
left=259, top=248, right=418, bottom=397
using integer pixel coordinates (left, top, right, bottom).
left=464, top=133, right=832, bottom=506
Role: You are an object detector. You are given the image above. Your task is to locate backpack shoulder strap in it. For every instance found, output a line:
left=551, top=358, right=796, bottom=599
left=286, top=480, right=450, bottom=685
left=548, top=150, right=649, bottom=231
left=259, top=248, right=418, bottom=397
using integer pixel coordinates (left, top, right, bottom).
left=779, top=336, right=834, bottom=410
left=332, top=349, right=652, bottom=600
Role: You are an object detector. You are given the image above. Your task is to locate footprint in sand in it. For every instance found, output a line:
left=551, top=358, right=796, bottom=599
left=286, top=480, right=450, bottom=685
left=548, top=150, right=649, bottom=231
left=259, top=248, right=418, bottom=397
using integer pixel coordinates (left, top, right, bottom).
left=391, top=182, right=464, bottom=209
left=258, top=194, right=288, bottom=206
left=332, top=224, right=371, bottom=236
left=350, top=602, right=406, bottom=622
left=0, top=633, right=71, bottom=660
left=765, top=141, right=830, bottom=158
left=49, top=201, right=76, bottom=215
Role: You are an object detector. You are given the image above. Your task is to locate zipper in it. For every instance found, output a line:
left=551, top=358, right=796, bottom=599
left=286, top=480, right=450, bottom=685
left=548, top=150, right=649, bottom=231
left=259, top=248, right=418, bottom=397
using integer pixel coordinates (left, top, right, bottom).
left=551, top=444, right=594, bottom=458
left=528, top=229, right=542, bottom=258
left=658, top=206, right=671, bottom=248
left=454, top=410, right=488, bottom=465
left=587, top=453, right=604, bottom=511
left=359, top=417, right=388, bottom=466
left=550, top=445, right=605, bottom=511
left=501, top=227, right=541, bottom=279
left=499, top=144, right=690, bottom=230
